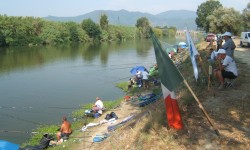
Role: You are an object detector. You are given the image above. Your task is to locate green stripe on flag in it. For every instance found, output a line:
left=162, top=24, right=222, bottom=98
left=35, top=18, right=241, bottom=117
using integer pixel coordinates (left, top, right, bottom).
left=150, top=30, right=183, bottom=91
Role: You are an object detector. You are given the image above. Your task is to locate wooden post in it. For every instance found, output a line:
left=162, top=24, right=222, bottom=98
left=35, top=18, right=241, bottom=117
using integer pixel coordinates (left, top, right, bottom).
left=198, top=55, right=212, bottom=90
left=198, top=55, right=208, bottom=77
left=208, top=65, right=212, bottom=90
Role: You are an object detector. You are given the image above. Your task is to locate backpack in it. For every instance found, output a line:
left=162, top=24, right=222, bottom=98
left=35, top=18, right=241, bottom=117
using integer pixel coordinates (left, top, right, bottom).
left=110, top=112, right=118, bottom=120
left=105, top=114, right=112, bottom=120
left=39, top=134, right=54, bottom=149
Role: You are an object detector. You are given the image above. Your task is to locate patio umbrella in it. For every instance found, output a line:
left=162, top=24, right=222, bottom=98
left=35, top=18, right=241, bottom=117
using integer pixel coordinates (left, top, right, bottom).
left=130, top=66, right=147, bottom=75
left=0, top=140, right=19, bottom=150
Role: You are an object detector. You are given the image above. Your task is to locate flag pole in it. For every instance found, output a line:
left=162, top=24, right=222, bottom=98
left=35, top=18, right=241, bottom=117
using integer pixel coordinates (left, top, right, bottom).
left=183, top=79, right=220, bottom=136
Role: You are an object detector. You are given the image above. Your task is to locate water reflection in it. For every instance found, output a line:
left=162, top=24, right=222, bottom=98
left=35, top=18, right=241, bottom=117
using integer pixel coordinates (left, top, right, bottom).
left=135, top=39, right=152, bottom=57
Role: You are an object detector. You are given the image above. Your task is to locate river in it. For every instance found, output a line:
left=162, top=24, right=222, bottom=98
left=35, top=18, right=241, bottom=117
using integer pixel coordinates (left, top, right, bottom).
left=0, top=38, right=182, bottom=144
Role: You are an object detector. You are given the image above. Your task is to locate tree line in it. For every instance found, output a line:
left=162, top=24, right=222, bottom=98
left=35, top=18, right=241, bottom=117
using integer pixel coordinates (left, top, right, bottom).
left=196, top=0, right=250, bottom=35
left=0, top=14, right=134, bottom=47
left=0, top=14, right=176, bottom=47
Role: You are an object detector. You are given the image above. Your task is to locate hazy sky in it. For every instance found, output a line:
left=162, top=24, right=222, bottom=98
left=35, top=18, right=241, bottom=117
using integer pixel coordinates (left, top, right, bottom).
left=0, top=0, right=248, bottom=17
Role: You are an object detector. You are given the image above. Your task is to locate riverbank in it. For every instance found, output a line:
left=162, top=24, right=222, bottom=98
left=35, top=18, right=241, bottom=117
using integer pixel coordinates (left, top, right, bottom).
left=22, top=38, right=250, bottom=149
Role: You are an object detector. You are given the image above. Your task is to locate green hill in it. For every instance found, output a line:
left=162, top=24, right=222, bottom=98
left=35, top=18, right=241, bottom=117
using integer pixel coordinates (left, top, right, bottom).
left=44, top=9, right=197, bottom=30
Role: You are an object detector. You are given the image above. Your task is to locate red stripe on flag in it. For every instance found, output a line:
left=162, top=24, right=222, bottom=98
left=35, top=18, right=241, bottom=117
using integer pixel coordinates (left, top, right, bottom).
left=164, top=95, right=183, bottom=130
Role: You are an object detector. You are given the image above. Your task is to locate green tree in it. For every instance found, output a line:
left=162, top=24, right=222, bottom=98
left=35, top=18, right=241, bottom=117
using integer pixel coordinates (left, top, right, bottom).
left=135, top=17, right=151, bottom=38
left=195, top=0, right=222, bottom=32
left=65, top=22, right=81, bottom=42
left=152, top=28, right=163, bottom=37
left=207, top=7, right=242, bottom=35
left=100, top=14, right=109, bottom=30
left=242, top=2, right=250, bottom=31
left=81, top=18, right=101, bottom=39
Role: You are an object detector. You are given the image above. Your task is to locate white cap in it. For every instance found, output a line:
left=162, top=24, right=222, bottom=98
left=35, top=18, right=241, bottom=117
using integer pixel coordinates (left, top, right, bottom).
left=222, top=32, right=232, bottom=37
left=217, top=49, right=226, bottom=54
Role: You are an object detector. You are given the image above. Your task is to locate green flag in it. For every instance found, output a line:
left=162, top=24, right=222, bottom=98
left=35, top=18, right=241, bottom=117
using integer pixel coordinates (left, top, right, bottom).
left=151, top=31, right=183, bottom=91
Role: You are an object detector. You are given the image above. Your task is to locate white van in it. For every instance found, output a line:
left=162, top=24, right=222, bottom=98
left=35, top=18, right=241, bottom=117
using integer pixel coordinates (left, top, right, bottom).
left=240, top=32, right=250, bottom=47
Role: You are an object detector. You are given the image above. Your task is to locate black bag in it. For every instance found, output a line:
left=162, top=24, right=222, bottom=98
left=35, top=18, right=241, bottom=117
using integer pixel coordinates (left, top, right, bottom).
left=105, top=114, right=112, bottom=120
left=39, top=134, right=54, bottom=149
left=21, top=134, right=54, bottom=150
left=110, top=112, right=118, bottom=120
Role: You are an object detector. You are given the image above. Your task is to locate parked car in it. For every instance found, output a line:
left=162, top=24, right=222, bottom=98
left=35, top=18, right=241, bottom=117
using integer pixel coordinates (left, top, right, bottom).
left=205, top=34, right=217, bottom=42
left=240, top=32, right=250, bottom=47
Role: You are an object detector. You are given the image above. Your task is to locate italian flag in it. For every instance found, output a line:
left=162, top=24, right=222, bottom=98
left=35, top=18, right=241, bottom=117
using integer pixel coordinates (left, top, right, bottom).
left=151, top=30, right=184, bottom=129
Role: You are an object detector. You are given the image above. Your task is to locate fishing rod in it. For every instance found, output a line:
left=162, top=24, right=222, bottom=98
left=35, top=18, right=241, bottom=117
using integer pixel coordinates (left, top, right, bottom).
left=47, top=106, right=85, bottom=110
left=0, top=129, right=90, bottom=135
left=0, top=112, right=42, bottom=125
left=93, top=66, right=133, bottom=72
left=108, top=62, right=148, bottom=67
left=0, top=105, right=86, bottom=110
left=114, top=75, right=134, bottom=82
left=30, top=135, right=92, bottom=139
left=0, top=106, right=33, bottom=109
left=0, top=130, right=32, bottom=134
left=0, top=130, right=58, bottom=135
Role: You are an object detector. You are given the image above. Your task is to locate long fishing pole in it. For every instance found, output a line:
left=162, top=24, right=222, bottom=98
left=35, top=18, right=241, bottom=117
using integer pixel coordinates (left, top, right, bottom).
left=0, top=130, right=32, bottom=134
left=0, top=127, right=100, bottom=135
left=0, top=105, right=86, bottom=110
left=0, top=112, right=42, bottom=125
left=114, top=75, right=134, bottom=82
left=94, top=66, right=133, bottom=72
left=0, top=130, right=58, bottom=135
left=0, top=106, right=33, bottom=109
left=48, top=106, right=85, bottom=110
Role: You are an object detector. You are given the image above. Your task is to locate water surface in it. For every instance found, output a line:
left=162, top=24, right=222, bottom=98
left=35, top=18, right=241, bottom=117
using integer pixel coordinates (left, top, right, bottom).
left=0, top=38, right=182, bottom=144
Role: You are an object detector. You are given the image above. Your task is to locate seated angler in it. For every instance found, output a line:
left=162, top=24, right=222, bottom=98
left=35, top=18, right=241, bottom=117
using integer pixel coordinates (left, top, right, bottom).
left=214, top=49, right=238, bottom=89
left=56, top=116, right=72, bottom=142
left=92, top=97, right=104, bottom=115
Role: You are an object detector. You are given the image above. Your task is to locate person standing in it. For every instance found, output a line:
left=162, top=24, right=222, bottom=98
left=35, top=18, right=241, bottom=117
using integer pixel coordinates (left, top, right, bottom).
left=56, top=116, right=72, bottom=141
left=135, top=70, right=143, bottom=87
left=221, top=32, right=236, bottom=58
left=142, top=69, right=149, bottom=89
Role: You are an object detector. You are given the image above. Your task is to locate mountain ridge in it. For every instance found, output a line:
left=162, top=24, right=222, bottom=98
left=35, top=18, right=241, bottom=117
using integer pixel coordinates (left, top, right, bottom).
left=44, top=9, right=197, bottom=30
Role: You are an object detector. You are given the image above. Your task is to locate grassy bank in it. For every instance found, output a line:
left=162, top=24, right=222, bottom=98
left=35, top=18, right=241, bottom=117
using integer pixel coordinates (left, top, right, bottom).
left=20, top=98, right=123, bottom=148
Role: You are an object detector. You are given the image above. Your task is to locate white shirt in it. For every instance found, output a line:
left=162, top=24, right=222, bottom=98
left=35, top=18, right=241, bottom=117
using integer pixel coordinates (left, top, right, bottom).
left=142, top=71, right=149, bottom=80
left=210, top=51, right=218, bottom=61
left=95, top=100, right=104, bottom=114
left=222, top=55, right=238, bottom=76
left=136, top=71, right=142, bottom=78
left=168, top=53, right=172, bottom=58
left=95, top=100, right=103, bottom=109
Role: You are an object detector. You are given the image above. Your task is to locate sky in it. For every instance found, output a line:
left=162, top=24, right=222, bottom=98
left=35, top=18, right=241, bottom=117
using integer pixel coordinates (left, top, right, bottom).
left=0, top=0, right=248, bottom=17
